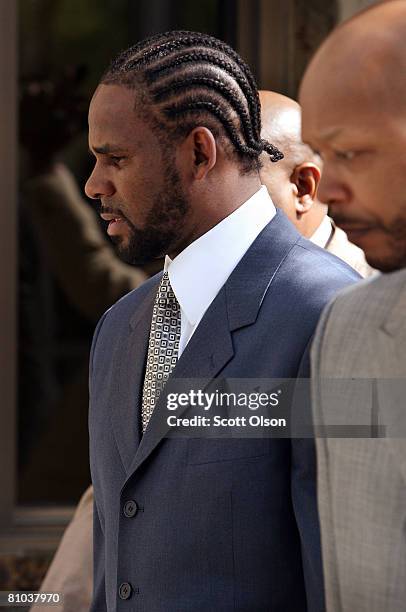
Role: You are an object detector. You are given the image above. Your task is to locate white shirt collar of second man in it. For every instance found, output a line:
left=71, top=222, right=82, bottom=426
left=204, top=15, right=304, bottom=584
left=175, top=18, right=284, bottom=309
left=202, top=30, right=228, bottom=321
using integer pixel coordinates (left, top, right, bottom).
left=310, top=215, right=333, bottom=248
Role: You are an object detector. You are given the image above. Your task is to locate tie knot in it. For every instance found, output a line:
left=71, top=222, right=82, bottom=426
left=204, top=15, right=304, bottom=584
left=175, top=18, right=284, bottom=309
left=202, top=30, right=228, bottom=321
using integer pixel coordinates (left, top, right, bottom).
left=157, top=271, right=178, bottom=304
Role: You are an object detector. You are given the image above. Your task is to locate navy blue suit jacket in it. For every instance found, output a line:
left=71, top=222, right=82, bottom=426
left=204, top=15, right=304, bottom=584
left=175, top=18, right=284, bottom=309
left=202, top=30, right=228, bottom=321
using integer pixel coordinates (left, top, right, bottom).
left=89, top=211, right=359, bottom=611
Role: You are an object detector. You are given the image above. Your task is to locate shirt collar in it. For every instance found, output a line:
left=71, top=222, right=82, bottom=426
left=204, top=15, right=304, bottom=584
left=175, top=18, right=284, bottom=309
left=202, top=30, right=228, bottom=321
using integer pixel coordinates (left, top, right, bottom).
left=310, top=215, right=333, bottom=248
left=164, top=185, right=276, bottom=327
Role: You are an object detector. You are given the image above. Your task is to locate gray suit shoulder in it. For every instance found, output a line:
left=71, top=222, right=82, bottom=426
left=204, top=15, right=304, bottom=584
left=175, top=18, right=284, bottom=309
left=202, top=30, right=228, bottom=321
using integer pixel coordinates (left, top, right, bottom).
left=327, top=268, right=406, bottom=321
left=312, top=269, right=406, bottom=377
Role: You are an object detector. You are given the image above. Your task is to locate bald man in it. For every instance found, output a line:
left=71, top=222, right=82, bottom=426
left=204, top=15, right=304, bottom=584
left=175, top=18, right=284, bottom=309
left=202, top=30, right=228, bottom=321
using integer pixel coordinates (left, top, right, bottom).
left=259, top=90, right=373, bottom=277
left=300, top=1, right=406, bottom=610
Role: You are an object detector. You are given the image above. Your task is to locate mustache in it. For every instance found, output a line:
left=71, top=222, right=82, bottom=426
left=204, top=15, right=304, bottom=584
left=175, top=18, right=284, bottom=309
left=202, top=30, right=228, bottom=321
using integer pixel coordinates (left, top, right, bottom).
left=99, top=201, right=126, bottom=218
left=330, top=210, right=375, bottom=228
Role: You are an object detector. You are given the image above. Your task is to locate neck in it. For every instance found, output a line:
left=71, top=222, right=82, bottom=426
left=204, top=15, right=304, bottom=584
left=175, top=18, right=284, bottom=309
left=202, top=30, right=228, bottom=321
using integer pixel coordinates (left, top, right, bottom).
left=300, top=203, right=328, bottom=239
left=169, top=173, right=262, bottom=258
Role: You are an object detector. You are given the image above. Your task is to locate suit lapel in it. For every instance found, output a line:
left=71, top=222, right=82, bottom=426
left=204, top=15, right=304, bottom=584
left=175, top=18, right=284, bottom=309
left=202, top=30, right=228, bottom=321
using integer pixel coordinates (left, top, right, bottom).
left=124, top=287, right=235, bottom=481
left=225, top=210, right=300, bottom=331
left=110, top=276, right=161, bottom=473
left=380, top=271, right=406, bottom=341
left=121, top=211, right=301, bottom=484
left=367, top=272, right=406, bottom=437
left=376, top=271, right=406, bottom=377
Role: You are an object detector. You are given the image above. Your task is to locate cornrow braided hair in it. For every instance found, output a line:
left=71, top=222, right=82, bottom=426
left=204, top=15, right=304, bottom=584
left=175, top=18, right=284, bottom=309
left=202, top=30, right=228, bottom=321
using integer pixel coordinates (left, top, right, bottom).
left=101, top=30, right=283, bottom=173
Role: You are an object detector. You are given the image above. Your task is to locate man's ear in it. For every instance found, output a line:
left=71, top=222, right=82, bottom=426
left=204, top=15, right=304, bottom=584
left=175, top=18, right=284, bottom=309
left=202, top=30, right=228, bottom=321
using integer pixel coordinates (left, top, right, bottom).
left=186, top=127, right=217, bottom=180
left=291, top=163, right=321, bottom=214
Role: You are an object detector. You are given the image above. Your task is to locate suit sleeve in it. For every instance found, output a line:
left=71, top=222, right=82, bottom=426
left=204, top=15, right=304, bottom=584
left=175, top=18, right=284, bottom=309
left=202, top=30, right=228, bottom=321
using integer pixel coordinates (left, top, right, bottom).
left=291, top=339, right=326, bottom=612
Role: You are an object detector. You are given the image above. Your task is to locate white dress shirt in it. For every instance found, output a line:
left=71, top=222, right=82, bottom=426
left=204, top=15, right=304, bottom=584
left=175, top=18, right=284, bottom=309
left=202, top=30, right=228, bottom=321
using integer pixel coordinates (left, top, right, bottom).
left=310, top=215, right=333, bottom=248
left=164, top=185, right=276, bottom=356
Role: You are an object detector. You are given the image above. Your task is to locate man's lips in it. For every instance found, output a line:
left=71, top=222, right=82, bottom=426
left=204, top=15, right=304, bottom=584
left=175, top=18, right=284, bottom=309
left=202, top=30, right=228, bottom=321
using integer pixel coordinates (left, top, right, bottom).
left=100, top=212, right=128, bottom=236
left=338, top=225, right=382, bottom=246
left=332, top=217, right=377, bottom=238
left=100, top=212, right=124, bottom=222
left=339, top=224, right=371, bottom=232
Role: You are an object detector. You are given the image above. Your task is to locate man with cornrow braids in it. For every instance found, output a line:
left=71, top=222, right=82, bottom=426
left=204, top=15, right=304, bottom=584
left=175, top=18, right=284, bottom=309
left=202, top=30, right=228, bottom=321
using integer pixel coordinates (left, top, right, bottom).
left=86, top=31, right=359, bottom=611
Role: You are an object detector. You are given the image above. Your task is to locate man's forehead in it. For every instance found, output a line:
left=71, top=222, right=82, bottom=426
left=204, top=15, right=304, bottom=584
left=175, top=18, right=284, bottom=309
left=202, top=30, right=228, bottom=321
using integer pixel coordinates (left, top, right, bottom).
left=300, top=68, right=382, bottom=141
left=89, top=84, right=141, bottom=129
left=301, top=103, right=376, bottom=146
left=88, top=84, right=146, bottom=146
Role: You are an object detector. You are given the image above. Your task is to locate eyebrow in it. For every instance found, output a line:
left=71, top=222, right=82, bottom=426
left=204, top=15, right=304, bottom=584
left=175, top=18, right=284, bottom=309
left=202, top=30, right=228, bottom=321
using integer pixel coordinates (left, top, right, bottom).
left=89, top=144, right=130, bottom=155
left=319, top=127, right=343, bottom=142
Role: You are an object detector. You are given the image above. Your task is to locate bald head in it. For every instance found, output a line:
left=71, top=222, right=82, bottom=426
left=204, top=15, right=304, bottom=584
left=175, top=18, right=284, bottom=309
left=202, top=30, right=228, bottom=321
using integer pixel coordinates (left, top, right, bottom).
left=259, top=90, right=326, bottom=238
left=260, top=92, right=305, bottom=170
left=301, top=0, right=406, bottom=123
left=299, top=0, right=406, bottom=272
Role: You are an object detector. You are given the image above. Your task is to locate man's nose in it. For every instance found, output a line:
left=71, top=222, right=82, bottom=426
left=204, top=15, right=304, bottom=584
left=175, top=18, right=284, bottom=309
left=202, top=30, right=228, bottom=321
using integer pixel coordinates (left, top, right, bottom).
left=317, top=167, right=350, bottom=207
left=84, top=165, right=115, bottom=200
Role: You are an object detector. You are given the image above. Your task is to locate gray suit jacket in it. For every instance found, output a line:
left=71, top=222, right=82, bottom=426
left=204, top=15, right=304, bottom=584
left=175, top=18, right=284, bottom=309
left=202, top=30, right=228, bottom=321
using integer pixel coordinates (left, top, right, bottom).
left=311, top=269, right=406, bottom=611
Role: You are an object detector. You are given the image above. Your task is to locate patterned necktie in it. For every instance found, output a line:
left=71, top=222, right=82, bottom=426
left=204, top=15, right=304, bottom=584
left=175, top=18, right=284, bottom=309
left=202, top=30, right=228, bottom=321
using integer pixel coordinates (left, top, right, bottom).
left=141, top=271, right=181, bottom=432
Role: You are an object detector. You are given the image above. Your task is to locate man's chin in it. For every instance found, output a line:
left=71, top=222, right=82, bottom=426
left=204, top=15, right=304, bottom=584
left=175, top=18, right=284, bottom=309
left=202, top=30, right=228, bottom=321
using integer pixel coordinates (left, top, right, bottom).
left=343, top=227, right=383, bottom=257
left=365, top=254, right=406, bottom=273
left=116, top=248, right=147, bottom=266
left=361, top=239, right=406, bottom=273
left=110, top=236, right=137, bottom=264
left=111, top=236, right=160, bottom=267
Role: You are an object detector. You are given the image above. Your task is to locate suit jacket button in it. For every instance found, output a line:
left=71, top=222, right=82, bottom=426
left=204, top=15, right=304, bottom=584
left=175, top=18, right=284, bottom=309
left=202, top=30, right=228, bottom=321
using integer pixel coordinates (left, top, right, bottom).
left=123, top=500, right=138, bottom=518
left=118, top=582, right=132, bottom=600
